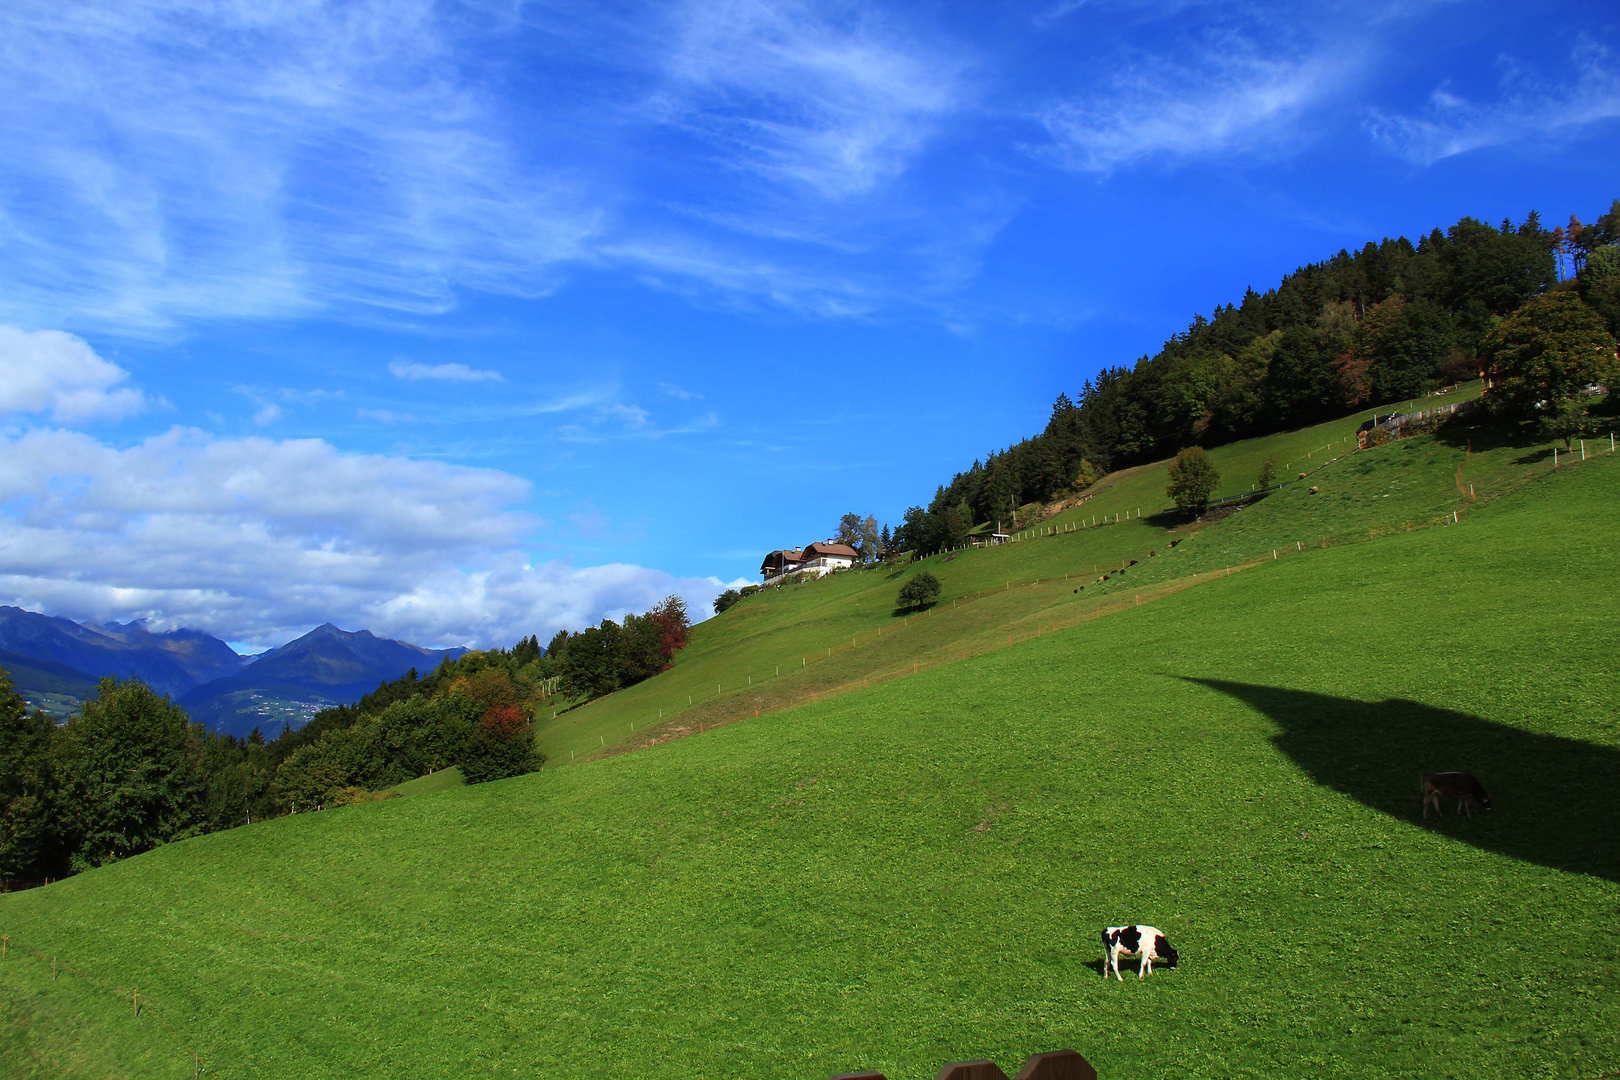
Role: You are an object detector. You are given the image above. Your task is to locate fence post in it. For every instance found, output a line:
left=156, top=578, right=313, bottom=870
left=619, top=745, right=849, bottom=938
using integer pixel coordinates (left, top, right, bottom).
left=936, top=1062, right=1011, bottom=1080
left=1014, top=1050, right=1097, bottom=1080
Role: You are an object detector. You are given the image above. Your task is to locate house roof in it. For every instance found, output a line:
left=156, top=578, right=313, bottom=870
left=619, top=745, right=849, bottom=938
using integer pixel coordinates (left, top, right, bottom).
left=802, top=541, right=858, bottom=560
left=760, top=549, right=806, bottom=572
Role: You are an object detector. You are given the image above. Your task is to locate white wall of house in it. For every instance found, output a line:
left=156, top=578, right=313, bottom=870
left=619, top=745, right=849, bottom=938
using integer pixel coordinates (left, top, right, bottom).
left=762, top=555, right=852, bottom=585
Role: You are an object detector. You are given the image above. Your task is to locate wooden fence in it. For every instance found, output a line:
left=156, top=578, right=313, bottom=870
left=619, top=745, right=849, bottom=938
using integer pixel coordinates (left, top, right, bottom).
left=834, top=1048, right=1096, bottom=1080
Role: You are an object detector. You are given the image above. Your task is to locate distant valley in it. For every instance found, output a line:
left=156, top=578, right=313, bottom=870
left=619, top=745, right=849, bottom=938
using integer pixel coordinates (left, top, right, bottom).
left=0, top=606, right=464, bottom=736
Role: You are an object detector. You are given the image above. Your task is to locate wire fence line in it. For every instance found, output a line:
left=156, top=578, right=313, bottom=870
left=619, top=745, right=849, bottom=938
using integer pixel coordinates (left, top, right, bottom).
left=592, top=557, right=1280, bottom=759
left=576, top=441, right=1617, bottom=762
left=0, top=930, right=220, bottom=1078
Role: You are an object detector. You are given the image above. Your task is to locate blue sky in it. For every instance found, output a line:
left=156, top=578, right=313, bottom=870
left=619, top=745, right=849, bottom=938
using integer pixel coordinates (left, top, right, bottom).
left=1, top=0, right=1616, bottom=651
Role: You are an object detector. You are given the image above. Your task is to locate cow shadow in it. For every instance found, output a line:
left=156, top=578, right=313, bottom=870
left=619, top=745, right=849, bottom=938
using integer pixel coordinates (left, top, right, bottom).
left=1185, top=679, right=1620, bottom=884
left=1080, top=957, right=1172, bottom=979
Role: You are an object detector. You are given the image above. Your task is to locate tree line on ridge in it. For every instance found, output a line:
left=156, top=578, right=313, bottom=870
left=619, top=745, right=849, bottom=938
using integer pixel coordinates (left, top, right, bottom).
left=893, top=201, right=1620, bottom=555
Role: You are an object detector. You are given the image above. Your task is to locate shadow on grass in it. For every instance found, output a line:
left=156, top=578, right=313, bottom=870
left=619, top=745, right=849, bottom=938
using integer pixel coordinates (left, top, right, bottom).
left=1186, top=679, right=1620, bottom=884
left=1432, top=414, right=1543, bottom=453
left=1143, top=510, right=1190, bottom=529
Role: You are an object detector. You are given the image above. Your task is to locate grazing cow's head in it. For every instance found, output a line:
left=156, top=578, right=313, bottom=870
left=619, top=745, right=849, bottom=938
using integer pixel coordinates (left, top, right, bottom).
left=1155, top=934, right=1178, bottom=968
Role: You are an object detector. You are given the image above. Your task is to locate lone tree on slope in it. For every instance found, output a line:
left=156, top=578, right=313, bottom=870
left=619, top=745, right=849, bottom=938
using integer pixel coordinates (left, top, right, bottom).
left=1256, top=453, right=1277, bottom=491
left=1166, top=446, right=1220, bottom=516
left=896, top=571, right=942, bottom=612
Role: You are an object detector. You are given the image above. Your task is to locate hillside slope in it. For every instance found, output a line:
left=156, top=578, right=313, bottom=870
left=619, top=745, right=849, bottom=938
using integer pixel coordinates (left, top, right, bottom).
left=2, top=437, right=1614, bottom=1080
left=528, top=384, right=1510, bottom=766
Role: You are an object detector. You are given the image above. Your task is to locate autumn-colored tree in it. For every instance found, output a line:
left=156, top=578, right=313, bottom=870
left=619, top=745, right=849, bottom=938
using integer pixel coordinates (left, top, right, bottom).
left=652, top=594, right=690, bottom=656
left=461, top=703, right=541, bottom=784
left=480, top=703, right=529, bottom=738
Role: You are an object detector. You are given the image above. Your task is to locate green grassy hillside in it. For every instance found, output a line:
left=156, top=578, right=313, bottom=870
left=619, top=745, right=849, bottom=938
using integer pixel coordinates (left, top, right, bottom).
left=2, top=419, right=1615, bottom=1080
left=529, top=382, right=1536, bottom=769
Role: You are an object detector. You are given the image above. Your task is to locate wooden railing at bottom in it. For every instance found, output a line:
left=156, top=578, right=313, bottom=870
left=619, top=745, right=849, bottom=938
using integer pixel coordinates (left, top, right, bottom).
left=834, top=1048, right=1096, bottom=1080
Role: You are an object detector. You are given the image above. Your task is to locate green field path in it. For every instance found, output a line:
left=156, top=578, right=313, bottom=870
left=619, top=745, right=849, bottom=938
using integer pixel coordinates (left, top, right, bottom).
left=2, top=433, right=1615, bottom=1079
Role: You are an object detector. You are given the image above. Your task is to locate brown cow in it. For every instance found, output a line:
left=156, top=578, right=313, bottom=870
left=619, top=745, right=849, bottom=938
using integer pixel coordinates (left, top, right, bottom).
left=1421, top=772, right=1491, bottom=818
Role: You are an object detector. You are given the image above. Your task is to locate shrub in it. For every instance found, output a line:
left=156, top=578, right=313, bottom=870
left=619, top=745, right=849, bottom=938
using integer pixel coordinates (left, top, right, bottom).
left=1166, top=446, right=1220, bottom=514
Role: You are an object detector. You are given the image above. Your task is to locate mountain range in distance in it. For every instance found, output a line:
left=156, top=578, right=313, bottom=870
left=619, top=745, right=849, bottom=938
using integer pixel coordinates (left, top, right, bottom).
left=0, top=606, right=465, bottom=737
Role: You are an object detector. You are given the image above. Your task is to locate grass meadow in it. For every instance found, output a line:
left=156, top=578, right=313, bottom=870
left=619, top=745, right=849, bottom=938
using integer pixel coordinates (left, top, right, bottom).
left=530, top=383, right=1580, bottom=770
left=1, top=413, right=1616, bottom=1079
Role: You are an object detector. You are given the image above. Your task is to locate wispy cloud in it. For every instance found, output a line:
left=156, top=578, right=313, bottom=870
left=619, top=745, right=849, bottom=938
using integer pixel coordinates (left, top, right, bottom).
left=656, top=0, right=965, bottom=199
left=1366, top=42, right=1620, bottom=165
left=601, top=402, right=652, bottom=429
left=0, top=1, right=603, bottom=332
left=605, top=235, right=885, bottom=318
left=358, top=407, right=418, bottom=424
left=0, top=0, right=995, bottom=332
left=1037, top=29, right=1358, bottom=172
left=389, top=360, right=504, bottom=383
left=660, top=381, right=701, bottom=400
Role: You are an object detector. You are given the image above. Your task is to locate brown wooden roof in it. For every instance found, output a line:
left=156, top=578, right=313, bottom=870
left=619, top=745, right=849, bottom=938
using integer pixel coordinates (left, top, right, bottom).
left=760, top=548, right=806, bottom=573
left=802, top=542, right=858, bottom=560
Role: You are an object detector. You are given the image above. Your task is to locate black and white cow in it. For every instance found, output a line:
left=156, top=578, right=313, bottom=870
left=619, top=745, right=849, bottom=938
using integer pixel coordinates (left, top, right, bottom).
left=1101, top=925, right=1178, bottom=981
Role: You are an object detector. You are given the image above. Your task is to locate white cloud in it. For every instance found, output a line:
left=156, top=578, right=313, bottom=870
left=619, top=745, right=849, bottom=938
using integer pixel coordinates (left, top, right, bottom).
left=254, top=403, right=283, bottom=427
left=0, top=325, right=148, bottom=422
left=389, top=359, right=505, bottom=383
left=602, top=402, right=651, bottom=429
left=1037, top=32, right=1355, bottom=171
left=0, top=426, right=727, bottom=649
left=1366, top=42, right=1620, bottom=165
left=358, top=407, right=417, bottom=424
left=656, top=0, right=964, bottom=198
left=660, top=382, right=701, bottom=400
